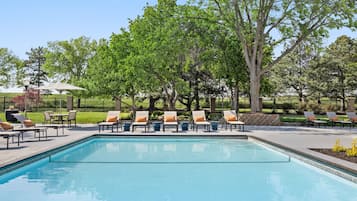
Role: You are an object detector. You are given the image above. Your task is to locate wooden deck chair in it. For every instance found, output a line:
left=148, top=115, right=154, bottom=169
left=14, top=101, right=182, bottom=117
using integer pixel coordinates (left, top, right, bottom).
left=132, top=111, right=149, bottom=132
left=223, top=110, right=245, bottom=131
left=192, top=110, right=210, bottom=132
left=163, top=111, right=178, bottom=132
left=98, top=111, right=121, bottom=133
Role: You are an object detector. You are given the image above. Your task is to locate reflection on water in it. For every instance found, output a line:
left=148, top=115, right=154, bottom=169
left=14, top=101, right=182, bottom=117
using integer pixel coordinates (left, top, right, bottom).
left=0, top=138, right=356, bottom=201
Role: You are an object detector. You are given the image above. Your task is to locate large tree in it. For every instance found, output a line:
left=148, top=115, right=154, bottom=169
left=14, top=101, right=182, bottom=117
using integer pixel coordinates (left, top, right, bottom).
left=44, top=36, right=97, bottom=83
left=0, top=48, right=22, bottom=87
left=201, top=0, right=356, bottom=112
left=212, top=33, right=248, bottom=112
left=24, top=46, right=48, bottom=88
left=319, top=35, right=357, bottom=111
left=273, top=39, right=321, bottom=103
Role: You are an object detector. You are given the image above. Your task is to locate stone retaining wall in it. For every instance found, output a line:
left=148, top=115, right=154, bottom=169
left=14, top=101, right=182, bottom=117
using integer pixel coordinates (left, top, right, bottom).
left=239, top=113, right=281, bottom=126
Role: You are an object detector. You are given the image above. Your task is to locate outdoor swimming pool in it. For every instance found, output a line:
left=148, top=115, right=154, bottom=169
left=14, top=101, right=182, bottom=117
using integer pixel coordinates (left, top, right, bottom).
left=0, top=137, right=356, bottom=201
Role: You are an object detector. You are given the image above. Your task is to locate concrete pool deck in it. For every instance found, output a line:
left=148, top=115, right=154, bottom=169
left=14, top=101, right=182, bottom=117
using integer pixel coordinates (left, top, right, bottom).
left=1, top=124, right=357, bottom=178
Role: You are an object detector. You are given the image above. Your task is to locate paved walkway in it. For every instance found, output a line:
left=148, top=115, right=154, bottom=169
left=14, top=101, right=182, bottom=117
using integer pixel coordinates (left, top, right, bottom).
left=1, top=124, right=356, bottom=177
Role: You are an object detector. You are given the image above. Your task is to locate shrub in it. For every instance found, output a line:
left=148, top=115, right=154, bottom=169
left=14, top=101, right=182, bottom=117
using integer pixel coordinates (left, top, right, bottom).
left=281, top=103, right=293, bottom=114
left=151, top=111, right=163, bottom=120
left=332, top=139, right=346, bottom=152
left=346, top=139, right=357, bottom=157
left=11, top=89, right=42, bottom=111
left=308, top=103, right=323, bottom=114
left=325, top=104, right=339, bottom=112
left=295, top=102, right=307, bottom=115
left=208, top=112, right=223, bottom=121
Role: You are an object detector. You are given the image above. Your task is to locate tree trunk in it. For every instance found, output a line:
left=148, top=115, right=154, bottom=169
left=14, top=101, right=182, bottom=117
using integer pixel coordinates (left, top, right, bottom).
left=115, top=96, right=121, bottom=111
left=210, top=97, right=216, bottom=112
left=168, top=90, right=177, bottom=111
left=77, top=98, right=81, bottom=108
left=149, top=96, right=160, bottom=113
left=341, top=89, right=346, bottom=111
left=232, top=84, right=239, bottom=113
left=130, top=94, right=136, bottom=112
left=272, top=96, right=276, bottom=113
left=162, top=97, right=168, bottom=111
left=298, top=91, right=303, bottom=103
left=249, top=73, right=261, bottom=113
left=168, top=99, right=176, bottom=111
left=194, top=84, right=200, bottom=110
left=340, top=98, right=345, bottom=112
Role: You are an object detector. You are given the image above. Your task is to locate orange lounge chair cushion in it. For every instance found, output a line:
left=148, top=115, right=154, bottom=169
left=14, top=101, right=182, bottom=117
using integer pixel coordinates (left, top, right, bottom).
left=106, top=116, right=117, bottom=122
left=226, top=115, right=237, bottom=121
left=135, top=116, right=147, bottom=122
left=307, top=116, right=316, bottom=121
left=330, top=117, right=338, bottom=122
left=0, top=122, right=13, bottom=130
left=351, top=117, right=357, bottom=122
left=165, top=115, right=176, bottom=122
left=24, top=120, right=35, bottom=127
left=195, top=116, right=205, bottom=122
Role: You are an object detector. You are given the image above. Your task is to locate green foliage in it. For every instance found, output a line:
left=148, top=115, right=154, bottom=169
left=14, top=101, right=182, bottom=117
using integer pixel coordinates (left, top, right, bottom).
left=197, top=0, right=357, bottom=112
left=316, top=35, right=357, bottom=110
left=208, top=112, right=222, bottom=121
left=44, top=36, right=97, bottom=95
left=24, top=47, right=48, bottom=87
left=295, top=102, right=307, bottom=115
left=332, top=139, right=346, bottom=152
left=0, top=48, right=22, bottom=87
left=325, top=104, right=340, bottom=112
left=346, top=139, right=357, bottom=157
left=308, top=103, right=323, bottom=114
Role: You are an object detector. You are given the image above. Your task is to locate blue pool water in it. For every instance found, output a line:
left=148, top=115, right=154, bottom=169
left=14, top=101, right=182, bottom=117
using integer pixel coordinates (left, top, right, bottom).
left=0, top=137, right=356, bottom=201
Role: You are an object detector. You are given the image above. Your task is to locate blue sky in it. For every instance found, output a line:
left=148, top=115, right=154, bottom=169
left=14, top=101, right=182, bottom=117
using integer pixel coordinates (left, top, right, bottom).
left=0, top=0, right=355, bottom=60
left=0, top=0, right=158, bottom=59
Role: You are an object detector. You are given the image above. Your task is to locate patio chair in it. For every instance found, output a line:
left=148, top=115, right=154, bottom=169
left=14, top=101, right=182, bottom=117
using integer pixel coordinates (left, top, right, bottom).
left=303, top=111, right=327, bottom=127
left=223, top=110, right=245, bottom=131
left=346, top=112, right=357, bottom=126
left=98, top=111, right=121, bottom=133
left=163, top=111, right=178, bottom=132
left=43, top=111, right=54, bottom=124
left=132, top=111, right=150, bottom=132
left=192, top=110, right=210, bottom=132
left=67, top=110, right=77, bottom=127
left=326, top=112, right=352, bottom=127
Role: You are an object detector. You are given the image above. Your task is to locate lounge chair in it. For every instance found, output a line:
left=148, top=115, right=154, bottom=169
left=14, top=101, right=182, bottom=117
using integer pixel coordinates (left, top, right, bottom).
left=163, top=111, right=178, bottom=132
left=98, top=111, right=121, bottom=133
left=347, top=112, right=357, bottom=126
left=192, top=110, right=210, bottom=132
left=0, top=131, right=21, bottom=149
left=132, top=111, right=150, bottom=132
left=223, top=110, right=245, bottom=131
left=304, top=111, right=327, bottom=127
left=0, top=118, right=21, bottom=149
left=1, top=116, right=47, bottom=141
left=326, top=112, right=352, bottom=127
